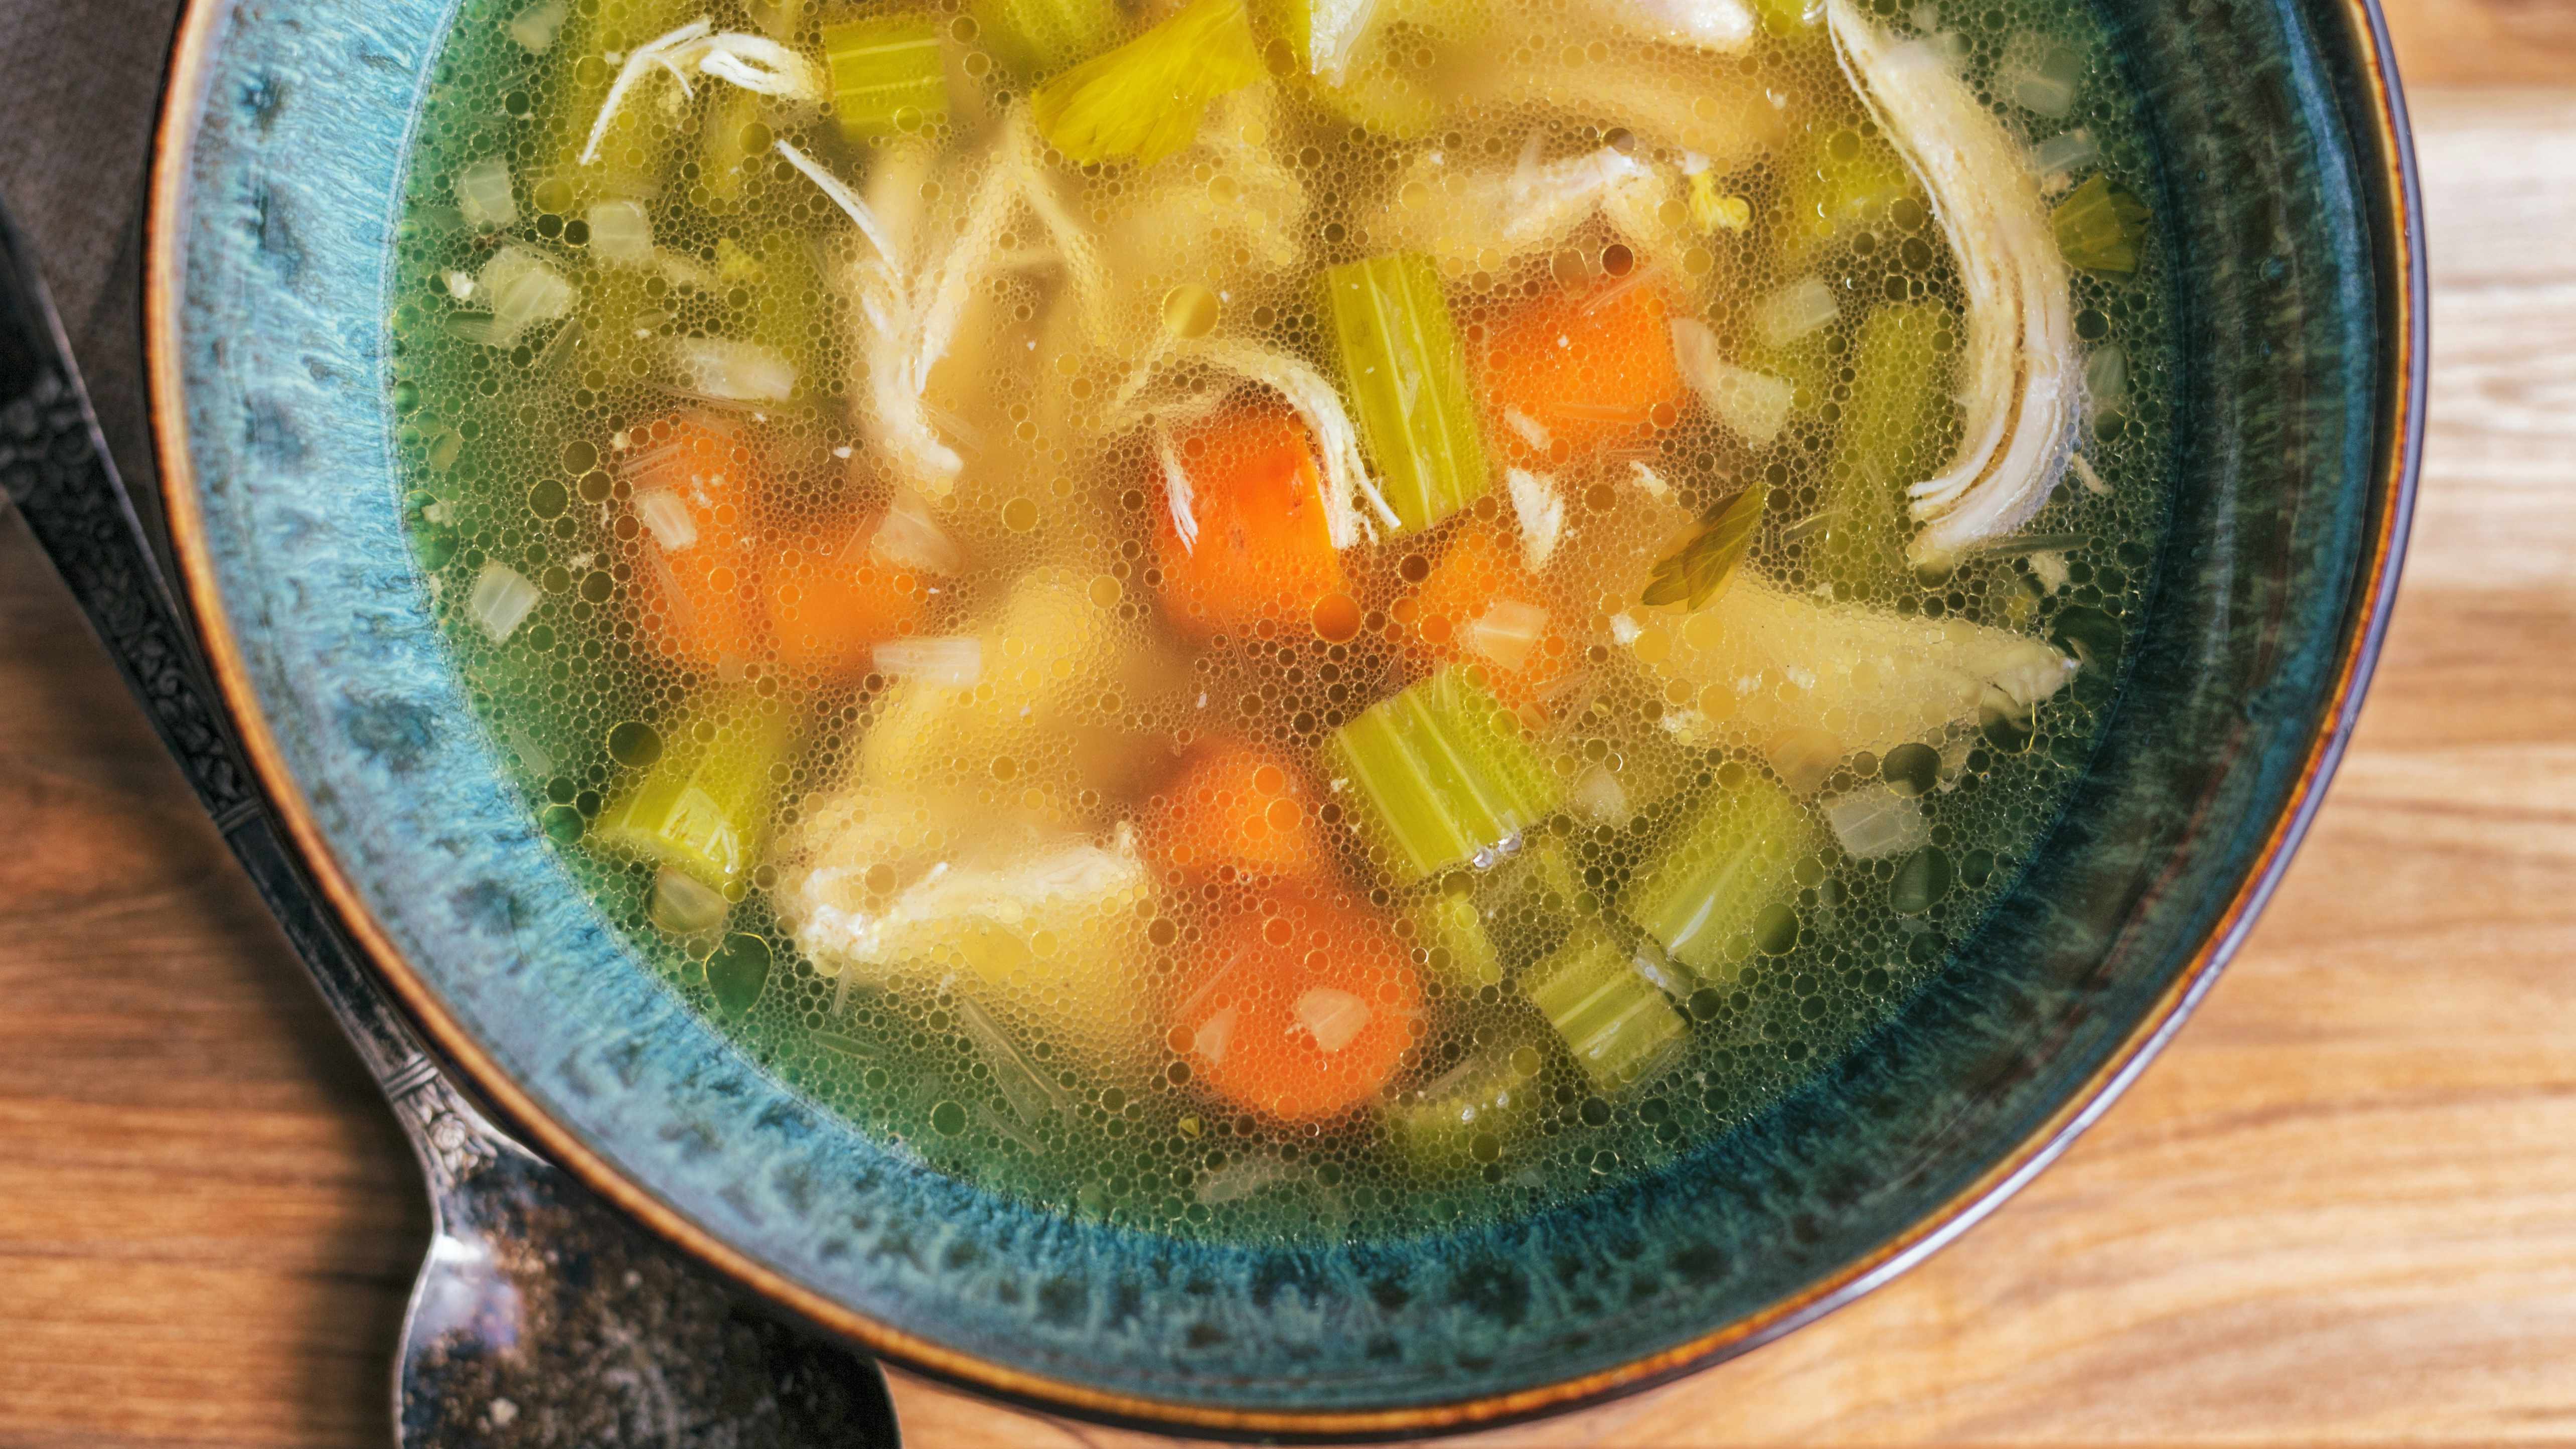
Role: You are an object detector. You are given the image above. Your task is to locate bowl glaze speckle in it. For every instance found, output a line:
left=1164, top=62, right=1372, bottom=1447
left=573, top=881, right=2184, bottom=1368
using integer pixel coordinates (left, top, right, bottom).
left=145, top=0, right=2422, bottom=1434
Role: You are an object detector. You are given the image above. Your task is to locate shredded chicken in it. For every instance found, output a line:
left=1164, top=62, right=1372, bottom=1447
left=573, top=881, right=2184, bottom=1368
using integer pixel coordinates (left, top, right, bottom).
left=785, top=108, right=1088, bottom=499
left=1827, top=0, right=2082, bottom=568
left=1629, top=569, right=2078, bottom=773
left=1376, top=136, right=1671, bottom=269
left=577, top=18, right=820, bottom=166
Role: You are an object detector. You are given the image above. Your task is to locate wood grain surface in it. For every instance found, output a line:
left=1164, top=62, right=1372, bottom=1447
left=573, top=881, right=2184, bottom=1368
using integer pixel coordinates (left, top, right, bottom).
left=4, top=28, right=2572, bottom=1449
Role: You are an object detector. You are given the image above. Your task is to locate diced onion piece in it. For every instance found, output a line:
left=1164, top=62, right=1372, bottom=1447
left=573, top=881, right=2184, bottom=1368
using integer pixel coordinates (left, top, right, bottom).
left=670, top=337, right=797, bottom=403
left=585, top=199, right=654, bottom=264
left=1997, top=32, right=2084, bottom=118
left=477, top=244, right=575, bottom=347
left=1192, top=1003, right=1239, bottom=1066
left=952, top=991, right=1070, bottom=1124
left=1826, top=782, right=1930, bottom=859
left=1571, top=762, right=1632, bottom=826
left=2031, top=126, right=2100, bottom=181
left=633, top=488, right=700, bottom=552
left=1503, top=469, right=1565, bottom=572
left=509, top=0, right=567, bottom=53
left=469, top=561, right=541, bottom=641
left=872, top=636, right=982, bottom=686
left=1294, top=987, right=1372, bottom=1055
left=650, top=864, right=730, bottom=935
left=1756, top=276, right=1841, bottom=348
left=1464, top=599, right=1549, bottom=673
left=870, top=490, right=965, bottom=575
left=2027, top=548, right=2070, bottom=594
left=1195, top=1149, right=1285, bottom=1204
left=2084, top=343, right=2129, bottom=412
left=454, top=156, right=517, bottom=230
left=1671, top=318, right=1794, bottom=446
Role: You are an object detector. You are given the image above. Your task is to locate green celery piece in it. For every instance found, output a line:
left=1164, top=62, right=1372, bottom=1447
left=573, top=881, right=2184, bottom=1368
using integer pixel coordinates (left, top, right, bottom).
left=822, top=13, right=951, bottom=142
left=1413, top=888, right=1505, bottom=991
left=1622, top=772, right=1813, bottom=986
left=1320, top=253, right=1488, bottom=535
left=590, top=693, right=797, bottom=893
left=2053, top=174, right=2152, bottom=275
left=1032, top=0, right=1263, bottom=166
left=1386, top=1034, right=1545, bottom=1172
left=1814, top=301, right=1961, bottom=601
left=1325, top=666, right=1561, bottom=884
left=1524, top=922, right=1686, bottom=1091
left=975, top=0, right=1124, bottom=80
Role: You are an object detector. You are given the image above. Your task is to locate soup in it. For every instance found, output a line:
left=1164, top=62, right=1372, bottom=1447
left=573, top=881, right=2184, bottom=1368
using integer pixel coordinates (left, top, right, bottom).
left=390, top=0, right=2170, bottom=1238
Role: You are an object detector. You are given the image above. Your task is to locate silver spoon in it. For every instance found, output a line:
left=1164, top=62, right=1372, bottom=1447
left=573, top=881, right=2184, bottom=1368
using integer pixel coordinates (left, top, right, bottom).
left=0, top=197, right=899, bottom=1449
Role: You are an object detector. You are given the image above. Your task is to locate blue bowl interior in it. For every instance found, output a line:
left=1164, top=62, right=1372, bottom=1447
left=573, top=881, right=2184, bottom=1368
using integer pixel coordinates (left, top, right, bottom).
left=163, top=0, right=2408, bottom=1424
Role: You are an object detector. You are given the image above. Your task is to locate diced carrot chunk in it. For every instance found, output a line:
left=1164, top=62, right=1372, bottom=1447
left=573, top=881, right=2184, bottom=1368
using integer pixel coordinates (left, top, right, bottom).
left=1145, top=738, right=1329, bottom=882
left=1480, top=278, right=1687, bottom=465
left=1152, top=407, right=1346, bottom=641
left=767, top=521, right=930, bottom=681
left=1404, top=526, right=1576, bottom=708
left=621, top=416, right=768, bottom=672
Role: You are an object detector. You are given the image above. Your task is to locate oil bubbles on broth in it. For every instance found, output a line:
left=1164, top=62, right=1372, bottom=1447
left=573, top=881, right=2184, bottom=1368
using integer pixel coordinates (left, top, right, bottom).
left=389, top=0, right=2173, bottom=1239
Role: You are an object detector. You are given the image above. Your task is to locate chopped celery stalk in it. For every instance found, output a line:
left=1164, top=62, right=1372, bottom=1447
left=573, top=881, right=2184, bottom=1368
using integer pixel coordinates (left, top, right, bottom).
left=1815, top=301, right=1960, bottom=601
left=1320, top=253, right=1488, bottom=535
left=2052, top=174, right=2151, bottom=275
left=1032, top=0, right=1263, bottom=166
left=1325, top=666, right=1561, bottom=884
left=649, top=864, right=731, bottom=935
left=823, top=14, right=950, bottom=141
left=1524, top=922, right=1686, bottom=1091
left=591, top=694, right=797, bottom=893
left=1622, top=772, right=1812, bottom=985
left=1414, top=888, right=1505, bottom=991
left=1387, top=1035, right=1545, bottom=1171
left=975, top=0, right=1124, bottom=79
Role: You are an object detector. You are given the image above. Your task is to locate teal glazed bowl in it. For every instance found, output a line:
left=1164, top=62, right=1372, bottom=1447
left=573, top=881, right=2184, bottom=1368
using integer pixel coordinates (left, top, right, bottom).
left=146, top=0, right=2422, bottom=1435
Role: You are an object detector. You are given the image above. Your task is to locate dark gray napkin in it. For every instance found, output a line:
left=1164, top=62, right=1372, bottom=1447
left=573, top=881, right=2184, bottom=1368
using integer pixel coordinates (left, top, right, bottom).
left=0, top=0, right=191, bottom=566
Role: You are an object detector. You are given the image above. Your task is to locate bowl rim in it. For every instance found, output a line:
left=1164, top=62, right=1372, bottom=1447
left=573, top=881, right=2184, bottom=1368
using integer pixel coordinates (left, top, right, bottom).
left=142, top=0, right=2427, bottom=1435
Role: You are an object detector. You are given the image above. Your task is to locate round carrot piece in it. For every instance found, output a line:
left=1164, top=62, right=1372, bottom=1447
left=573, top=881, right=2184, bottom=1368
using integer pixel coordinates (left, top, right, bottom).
left=1175, top=891, right=1421, bottom=1123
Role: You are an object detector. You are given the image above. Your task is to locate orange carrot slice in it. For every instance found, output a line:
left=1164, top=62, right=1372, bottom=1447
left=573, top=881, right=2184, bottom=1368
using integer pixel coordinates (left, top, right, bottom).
left=1174, top=891, right=1421, bottom=1122
left=1404, top=526, right=1576, bottom=708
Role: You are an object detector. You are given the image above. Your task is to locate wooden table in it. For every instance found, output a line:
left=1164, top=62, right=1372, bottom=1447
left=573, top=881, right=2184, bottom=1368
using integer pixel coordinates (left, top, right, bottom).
left=5, top=9, right=2573, bottom=1445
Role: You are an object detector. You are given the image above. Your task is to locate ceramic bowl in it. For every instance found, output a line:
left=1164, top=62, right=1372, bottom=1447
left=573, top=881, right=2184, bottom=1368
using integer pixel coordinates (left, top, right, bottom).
left=145, top=0, right=2423, bottom=1435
